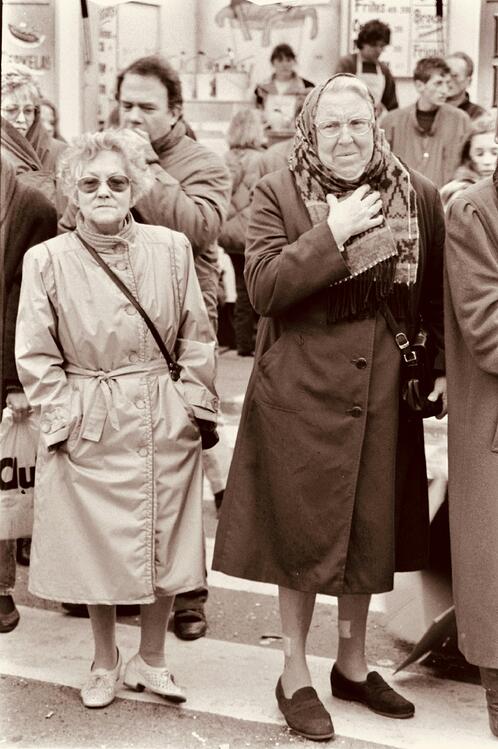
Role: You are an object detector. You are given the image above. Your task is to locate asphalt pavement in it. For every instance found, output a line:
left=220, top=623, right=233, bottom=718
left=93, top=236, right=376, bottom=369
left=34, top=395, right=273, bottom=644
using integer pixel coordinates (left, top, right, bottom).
left=0, top=350, right=493, bottom=749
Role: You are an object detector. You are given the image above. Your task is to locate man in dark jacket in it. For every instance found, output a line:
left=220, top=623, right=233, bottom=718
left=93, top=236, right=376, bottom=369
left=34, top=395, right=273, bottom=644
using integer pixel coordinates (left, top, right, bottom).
left=0, top=157, right=57, bottom=633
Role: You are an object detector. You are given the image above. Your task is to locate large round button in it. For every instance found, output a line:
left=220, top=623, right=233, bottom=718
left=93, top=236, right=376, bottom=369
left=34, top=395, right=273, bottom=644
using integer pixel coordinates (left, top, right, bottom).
left=135, top=399, right=145, bottom=409
left=138, top=447, right=148, bottom=457
left=355, top=358, right=367, bottom=370
left=350, top=406, right=363, bottom=418
left=125, top=304, right=136, bottom=316
left=41, top=422, right=50, bottom=433
left=129, top=352, right=139, bottom=363
left=116, top=261, right=127, bottom=271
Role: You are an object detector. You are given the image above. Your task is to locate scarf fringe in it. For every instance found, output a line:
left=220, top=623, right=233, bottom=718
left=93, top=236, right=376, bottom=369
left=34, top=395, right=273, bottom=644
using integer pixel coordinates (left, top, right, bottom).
left=327, top=256, right=407, bottom=323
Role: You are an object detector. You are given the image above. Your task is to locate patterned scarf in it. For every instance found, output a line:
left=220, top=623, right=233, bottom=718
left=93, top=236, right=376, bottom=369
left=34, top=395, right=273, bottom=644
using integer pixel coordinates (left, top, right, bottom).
left=289, top=75, right=419, bottom=322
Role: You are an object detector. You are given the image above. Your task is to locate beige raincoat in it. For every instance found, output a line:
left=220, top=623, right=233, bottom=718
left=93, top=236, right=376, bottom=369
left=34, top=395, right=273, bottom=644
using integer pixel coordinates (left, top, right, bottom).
left=16, top=219, right=218, bottom=604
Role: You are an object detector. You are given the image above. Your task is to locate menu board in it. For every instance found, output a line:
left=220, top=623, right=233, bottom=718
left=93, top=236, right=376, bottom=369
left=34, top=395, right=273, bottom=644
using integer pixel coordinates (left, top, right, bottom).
left=349, top=0, right=448, bottom=78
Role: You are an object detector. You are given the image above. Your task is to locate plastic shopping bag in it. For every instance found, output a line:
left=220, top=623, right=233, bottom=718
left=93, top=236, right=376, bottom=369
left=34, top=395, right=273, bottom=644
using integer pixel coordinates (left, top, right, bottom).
left=0, top=408, right=38, bottom=540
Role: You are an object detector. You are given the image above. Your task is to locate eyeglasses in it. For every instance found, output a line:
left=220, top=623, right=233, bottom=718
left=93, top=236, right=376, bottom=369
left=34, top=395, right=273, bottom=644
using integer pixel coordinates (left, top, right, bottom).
left=1, top=105, right=37, bottom=120
left=76, top=175, right=131, bottom=193
left=316, top=117, right=373, bottom=139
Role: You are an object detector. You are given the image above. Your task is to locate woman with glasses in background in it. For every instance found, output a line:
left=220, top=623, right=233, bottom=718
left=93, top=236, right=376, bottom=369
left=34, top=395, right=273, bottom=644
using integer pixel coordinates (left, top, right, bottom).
left=0, top=63, right=65, bottom=205
left=213, top=74, right=446, bottom=741
left=15, top=129, right=218, bottom=709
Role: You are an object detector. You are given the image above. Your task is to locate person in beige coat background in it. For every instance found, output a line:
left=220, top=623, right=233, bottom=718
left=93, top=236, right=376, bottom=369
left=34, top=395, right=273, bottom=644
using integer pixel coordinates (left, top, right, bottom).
left=15, top=130, right=218, bottom=709
left=445, top=141, right=498, bottom=738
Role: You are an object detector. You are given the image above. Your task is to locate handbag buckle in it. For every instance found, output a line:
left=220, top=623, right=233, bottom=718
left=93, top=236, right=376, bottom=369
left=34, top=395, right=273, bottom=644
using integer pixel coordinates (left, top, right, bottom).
left=395, top=332, right=410, bottom=350
left=403, top=350, right=418, bottom=365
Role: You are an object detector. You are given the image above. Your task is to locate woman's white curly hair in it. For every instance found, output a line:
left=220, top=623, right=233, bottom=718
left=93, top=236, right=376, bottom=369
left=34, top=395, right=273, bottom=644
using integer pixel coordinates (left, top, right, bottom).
left=58, top=129, right=155, bottom=204
left=1, top=62, right=41, bottom=102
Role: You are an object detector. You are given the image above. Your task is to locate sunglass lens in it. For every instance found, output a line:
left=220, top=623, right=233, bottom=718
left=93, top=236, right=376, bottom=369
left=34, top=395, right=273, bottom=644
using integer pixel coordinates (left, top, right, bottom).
left=107, top=176, right=130, bottom=192
left=78, top=178, right=100, bottom=193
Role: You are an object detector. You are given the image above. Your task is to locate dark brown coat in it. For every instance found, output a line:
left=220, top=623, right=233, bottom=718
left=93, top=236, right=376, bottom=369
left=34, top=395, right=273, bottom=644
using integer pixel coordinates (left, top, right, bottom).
left=213, top=168, right=445, bottom=595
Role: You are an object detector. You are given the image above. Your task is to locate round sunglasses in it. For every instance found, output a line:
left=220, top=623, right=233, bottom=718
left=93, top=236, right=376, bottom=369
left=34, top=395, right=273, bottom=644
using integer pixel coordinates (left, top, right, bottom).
left=77, top=175, right=131, bottom=193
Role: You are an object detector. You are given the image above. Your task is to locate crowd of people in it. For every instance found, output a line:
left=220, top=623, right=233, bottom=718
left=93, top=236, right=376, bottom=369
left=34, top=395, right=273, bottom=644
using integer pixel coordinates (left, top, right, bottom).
left=0, top=16, right=497, bottom=743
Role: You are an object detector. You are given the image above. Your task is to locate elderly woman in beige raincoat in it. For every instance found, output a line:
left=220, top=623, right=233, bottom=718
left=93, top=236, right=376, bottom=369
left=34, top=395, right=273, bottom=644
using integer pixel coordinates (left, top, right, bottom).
left=15, top=129, right=218, bottom=709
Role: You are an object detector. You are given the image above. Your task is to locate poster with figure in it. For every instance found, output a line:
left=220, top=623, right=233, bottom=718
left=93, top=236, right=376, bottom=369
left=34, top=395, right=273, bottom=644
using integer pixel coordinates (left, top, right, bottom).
left=1, top=0, right=56, bottom=102
left=349, top=0, right=448, bottom=78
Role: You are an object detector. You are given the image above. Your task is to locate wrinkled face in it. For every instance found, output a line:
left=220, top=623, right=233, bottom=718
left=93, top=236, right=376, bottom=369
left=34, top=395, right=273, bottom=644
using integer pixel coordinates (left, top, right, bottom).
left=1, top=86, right=37, bottom=136
left=75, top=150, right=132, bottom=235
left=360, top=41, right=386, bottom=63
left=315, top=88, right=374, bottom=180
left=469, top=131, right=498, bottom=178
left=118, top=73, right=178, bottom=142
left=415, top=72, right=451, bottom=109
left=40, top=103, right=55, bottom=137
left=445, top=57, right=470, bottom=99
left=272, top=56, right=295, bottom=80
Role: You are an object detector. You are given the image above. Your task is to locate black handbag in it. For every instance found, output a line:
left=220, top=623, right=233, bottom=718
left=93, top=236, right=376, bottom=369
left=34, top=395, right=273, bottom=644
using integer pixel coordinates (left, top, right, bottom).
left=76, top=233, right=219, bottom=449
left=381, top=304, right=443, bottom=418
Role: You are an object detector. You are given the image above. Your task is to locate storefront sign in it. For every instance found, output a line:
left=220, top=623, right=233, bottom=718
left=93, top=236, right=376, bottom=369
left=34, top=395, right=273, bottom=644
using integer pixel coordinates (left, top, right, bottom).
left=1, top=0, right=56, bottom=101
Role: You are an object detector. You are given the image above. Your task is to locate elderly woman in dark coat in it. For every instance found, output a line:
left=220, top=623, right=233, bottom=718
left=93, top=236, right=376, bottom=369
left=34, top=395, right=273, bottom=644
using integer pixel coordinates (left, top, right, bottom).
left=213, top=74, right=446, bottom=741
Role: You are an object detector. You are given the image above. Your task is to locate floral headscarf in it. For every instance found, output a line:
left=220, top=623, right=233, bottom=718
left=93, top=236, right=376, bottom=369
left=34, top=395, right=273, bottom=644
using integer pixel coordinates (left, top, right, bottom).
left=289, top=74, right=419, bottom=322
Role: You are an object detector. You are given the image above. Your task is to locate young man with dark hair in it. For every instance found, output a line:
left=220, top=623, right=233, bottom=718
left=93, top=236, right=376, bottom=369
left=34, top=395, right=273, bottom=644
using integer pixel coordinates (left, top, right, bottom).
left=335, top=18, right=398, bottom=114
left=382, top=57, right=472, bottom=187
left=445, top=51, right=486, bottom=120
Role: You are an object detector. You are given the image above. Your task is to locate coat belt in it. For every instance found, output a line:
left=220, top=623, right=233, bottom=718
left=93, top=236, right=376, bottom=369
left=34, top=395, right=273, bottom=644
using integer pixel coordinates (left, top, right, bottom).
left=65, top=361, right=169, bottom=442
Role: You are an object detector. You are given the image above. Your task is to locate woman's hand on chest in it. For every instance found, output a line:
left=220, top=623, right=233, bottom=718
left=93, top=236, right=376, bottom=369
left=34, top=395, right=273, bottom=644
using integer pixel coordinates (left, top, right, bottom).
left=326, top=185, right=383, bottom=247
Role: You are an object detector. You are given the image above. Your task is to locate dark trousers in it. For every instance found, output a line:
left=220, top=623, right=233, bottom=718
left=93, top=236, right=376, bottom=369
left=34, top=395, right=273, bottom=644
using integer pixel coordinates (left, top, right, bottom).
left=229, top=254, right=257, bottom=354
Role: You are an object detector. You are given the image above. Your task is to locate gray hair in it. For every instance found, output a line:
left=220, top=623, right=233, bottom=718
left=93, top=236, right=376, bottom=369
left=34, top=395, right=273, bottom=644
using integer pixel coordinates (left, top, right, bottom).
left=1, top=62, right=41, bottom=103
left=323, top=75, right=375, bottom=118
left=58, top=129, right=155, bottom=204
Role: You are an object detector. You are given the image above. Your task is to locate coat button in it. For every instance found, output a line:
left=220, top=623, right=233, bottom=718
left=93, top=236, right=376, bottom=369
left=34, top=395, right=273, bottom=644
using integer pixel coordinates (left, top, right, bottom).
left=350, top=406, right=363, bottom=418
left=129, top=352, right=139, bottom=363
left=125, top=304, right=136, bottom=315
left=138, top=447, right=148, bottom=457
left=135, top=399, right=145, bottom=409
left=355, top=357, right=367, bottom=369
left=116, top=261, right=127, bottom=271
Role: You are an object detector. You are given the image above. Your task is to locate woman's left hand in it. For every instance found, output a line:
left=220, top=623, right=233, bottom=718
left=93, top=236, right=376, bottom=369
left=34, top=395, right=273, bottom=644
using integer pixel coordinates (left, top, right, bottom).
left=6, top=391, right=32, bottom=423
left=427, top=376, right=447, bottom=419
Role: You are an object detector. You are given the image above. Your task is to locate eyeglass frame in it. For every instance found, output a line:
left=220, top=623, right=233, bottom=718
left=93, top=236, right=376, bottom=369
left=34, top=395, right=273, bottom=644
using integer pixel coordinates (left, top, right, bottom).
left=76, top=175, right=132, bottom=194
left=315, top=117, right=374, bottom=139
left=1, top=104, right=39, bottom=121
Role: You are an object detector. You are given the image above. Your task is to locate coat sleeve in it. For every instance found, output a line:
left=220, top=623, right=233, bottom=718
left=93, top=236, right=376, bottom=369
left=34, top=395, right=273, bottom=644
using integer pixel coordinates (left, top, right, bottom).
left=418, top=182, right=446, bottom=369
left=174, top=237, right=219, bottom=422
left=445, top=195, right=498, bottom=375
left=3, top=188, right=58, bottom=391
left=381, top=65, right=398, bottom=111
left=244, top=178, right=351, bottom=316
left=15, top=245, right=75, bottom=448
left=133, top=157, right=231, bottom=257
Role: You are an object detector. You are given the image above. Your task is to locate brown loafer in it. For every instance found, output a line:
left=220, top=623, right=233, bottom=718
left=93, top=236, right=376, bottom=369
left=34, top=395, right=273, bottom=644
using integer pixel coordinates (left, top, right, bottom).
left=331, top=664, right=414, bottom=719
left=275, top=678, right=335, bottom=741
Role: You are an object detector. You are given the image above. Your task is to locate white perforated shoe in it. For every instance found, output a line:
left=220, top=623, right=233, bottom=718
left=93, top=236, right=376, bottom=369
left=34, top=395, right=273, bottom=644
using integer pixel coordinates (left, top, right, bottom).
left=81, top=649, right=122, bottom=708
left=124, top=653, right=186, bottom=703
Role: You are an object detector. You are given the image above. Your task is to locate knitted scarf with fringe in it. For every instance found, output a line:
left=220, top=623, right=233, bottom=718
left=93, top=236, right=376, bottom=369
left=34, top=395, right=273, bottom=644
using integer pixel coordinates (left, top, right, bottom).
left=289, top=75, right=419, bottom=322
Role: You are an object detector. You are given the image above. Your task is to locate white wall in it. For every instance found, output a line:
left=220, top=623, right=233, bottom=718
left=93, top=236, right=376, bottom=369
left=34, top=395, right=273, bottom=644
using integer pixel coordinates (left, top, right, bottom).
left=55, top=0, right=83, bottom=139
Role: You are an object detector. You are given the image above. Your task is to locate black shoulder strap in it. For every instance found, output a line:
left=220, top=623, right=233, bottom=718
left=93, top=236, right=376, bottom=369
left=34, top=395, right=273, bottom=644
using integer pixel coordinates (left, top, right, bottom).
left=380, top=302, right=411, bottom=353
left=76, top=233, right=181, bottom=381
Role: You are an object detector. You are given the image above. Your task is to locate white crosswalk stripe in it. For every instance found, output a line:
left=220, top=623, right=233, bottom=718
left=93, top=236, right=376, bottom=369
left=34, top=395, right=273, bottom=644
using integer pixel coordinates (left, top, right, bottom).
left=0, top=606, right=492, bottom=749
